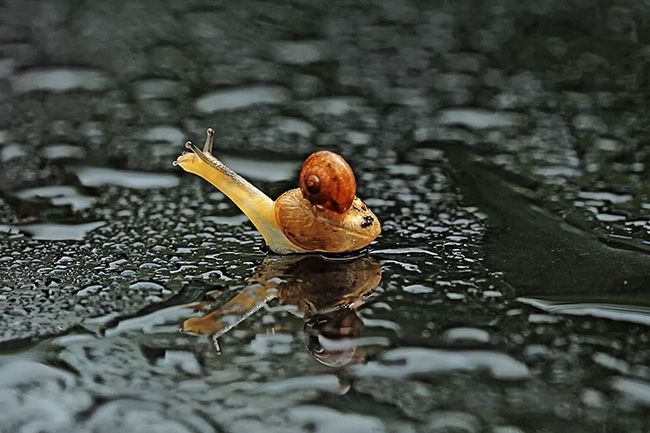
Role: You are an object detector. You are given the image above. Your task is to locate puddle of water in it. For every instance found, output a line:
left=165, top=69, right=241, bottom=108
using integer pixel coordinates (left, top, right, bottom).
left=344, top=131, right=371, bottom=145
left=258, top=375, right=343, bottom=394
left=354, top=347, right=530, bottom=380
left=270, top=40, right=324, bottom=65
left=595, top=212, right=628, bottom=222
left=195, top=86, right=291, bottom=113
left=426, top=412, right=480, bottom=433
left=104, top=304, right=192, bottom=337
left=133, top=78, right=184, bottom=99
left=386, top=164, right=420, bottom=176
left=573, top=113, right=608, bottom=133
left=1, top=144, right=26, bottom=161
left=41, top=144, right=87, bottom=160
left=595, top=137, right=622, bottom=152
left=15, top=185, right=95, bottom=211
left=142, top=126, right=185, bottom=145
left=205, top=214, right=249, bottom=226
left=288, top=406, right=385, bottom=433
left=272, top=117, right=317, bottom=138
left=373, top=247, right=439, bottom=256
left=0, top=360, right=76, bottom=387
left=73, top=167, right=179, bottom=189
left=302, top=97, right=366, bottom=116
left=0, top=58, right=15, bottom=78
left=8, top=221, right=106, bottom=240
left=436, top=108, right=524, bottom=129
left=11, top=67, right=111, bottom=93
left=443, top=327, right=491, bottom=343
left=578, top=190, right=632, bottom=204
left=532, top=165, right=581, bottom=177
left=403, top=284, right=434, bottom=294
left=518, top=297, right=650, bottom=326
left=15, top=185, right=77, bottom=199
left=611, top=377, right=650, bottom=406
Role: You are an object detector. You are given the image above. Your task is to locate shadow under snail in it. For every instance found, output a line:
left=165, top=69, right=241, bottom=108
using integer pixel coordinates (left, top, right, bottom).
left=174, top=128, right=381, bottom=254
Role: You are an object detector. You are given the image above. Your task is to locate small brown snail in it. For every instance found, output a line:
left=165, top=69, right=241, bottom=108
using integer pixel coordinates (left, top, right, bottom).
left=174, top=128, right=381, bottom=254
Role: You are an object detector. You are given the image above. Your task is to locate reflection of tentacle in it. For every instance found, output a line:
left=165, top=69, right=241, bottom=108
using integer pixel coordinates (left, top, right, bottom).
left=183, top=284, right=278, bottom=337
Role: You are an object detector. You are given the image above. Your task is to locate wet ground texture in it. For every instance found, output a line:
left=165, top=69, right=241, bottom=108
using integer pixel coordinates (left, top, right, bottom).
left=1, top=1, right=650, bottom=432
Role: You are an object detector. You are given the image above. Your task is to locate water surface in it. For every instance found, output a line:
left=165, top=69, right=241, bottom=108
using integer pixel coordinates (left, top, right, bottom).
left=1, top=1, right=650, bottom=432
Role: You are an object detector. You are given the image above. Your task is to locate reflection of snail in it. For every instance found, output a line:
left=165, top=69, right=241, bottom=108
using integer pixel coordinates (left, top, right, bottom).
left=181, top=254, right=381, bottom=367
left=174, top=129, right=381, bottom=254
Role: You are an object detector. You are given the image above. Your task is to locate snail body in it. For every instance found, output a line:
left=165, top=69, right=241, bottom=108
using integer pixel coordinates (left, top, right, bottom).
left=174, top=129, right=380, bottom=254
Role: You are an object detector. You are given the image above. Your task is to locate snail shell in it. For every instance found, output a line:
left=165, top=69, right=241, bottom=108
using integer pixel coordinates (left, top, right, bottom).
left=275, top=151, right=380, bottom=253
left=299, top=151, right=356, bottom=214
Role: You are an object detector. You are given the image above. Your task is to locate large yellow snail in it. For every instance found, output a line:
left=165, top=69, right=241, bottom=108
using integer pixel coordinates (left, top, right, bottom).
left=174, top=128, right=381, bottom=254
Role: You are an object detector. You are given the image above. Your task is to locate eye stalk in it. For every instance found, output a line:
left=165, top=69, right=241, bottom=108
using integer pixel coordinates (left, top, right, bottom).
left=174, top=128, right=381, bottom=254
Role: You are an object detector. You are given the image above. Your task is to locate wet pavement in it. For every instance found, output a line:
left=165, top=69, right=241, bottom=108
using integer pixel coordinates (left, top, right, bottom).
left=1, top=1, right=650, bottom=432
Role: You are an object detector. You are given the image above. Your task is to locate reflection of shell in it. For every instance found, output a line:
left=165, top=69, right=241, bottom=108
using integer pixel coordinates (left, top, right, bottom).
left=272, top=255, right=382, bottom=313
left=299, top=151, right=356, bottom=214
left=275, top=189, right=381, bottom=252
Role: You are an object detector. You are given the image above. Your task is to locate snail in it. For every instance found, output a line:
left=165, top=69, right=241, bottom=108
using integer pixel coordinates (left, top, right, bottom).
left=174, top=128, right=381, bottom=254
left=181, top=254, right=382, bottom=367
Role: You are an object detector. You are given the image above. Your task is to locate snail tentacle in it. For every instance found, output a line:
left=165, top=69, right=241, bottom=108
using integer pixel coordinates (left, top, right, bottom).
left=203, top=128, right=215, bottom=153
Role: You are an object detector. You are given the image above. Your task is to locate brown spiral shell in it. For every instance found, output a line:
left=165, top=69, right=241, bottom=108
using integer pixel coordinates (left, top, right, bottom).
left=299, top=151, right=357, bottom=214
